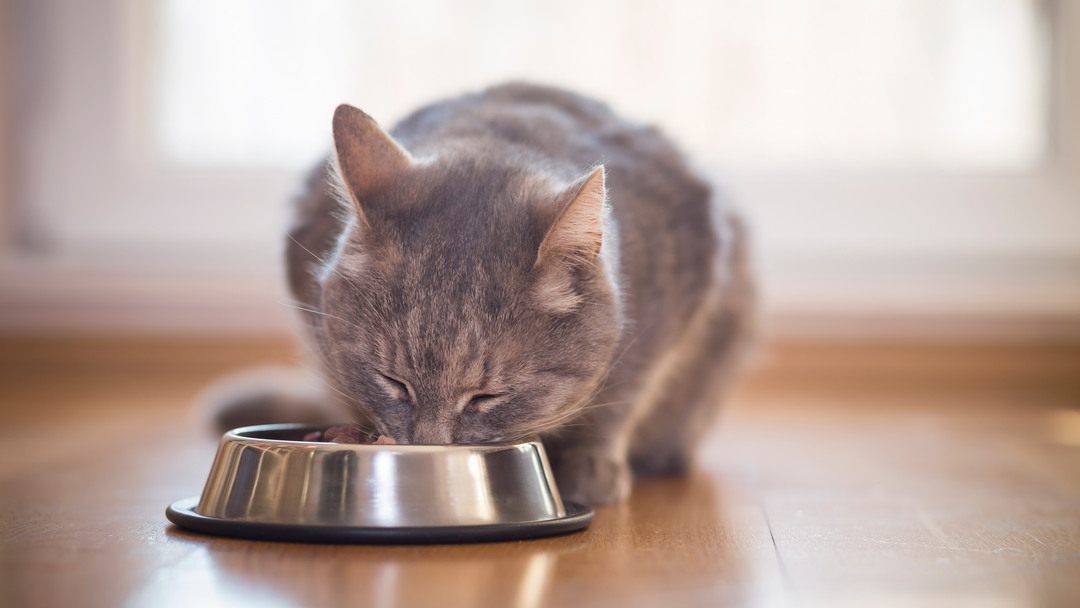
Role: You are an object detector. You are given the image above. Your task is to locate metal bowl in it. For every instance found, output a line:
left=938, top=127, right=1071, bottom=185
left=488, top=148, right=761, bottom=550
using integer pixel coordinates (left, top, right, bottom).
left=167, top=423, right=593, bottom=543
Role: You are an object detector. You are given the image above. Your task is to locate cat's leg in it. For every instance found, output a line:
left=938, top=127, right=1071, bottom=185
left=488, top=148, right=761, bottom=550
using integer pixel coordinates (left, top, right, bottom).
left=194, top=365, right=346, bottom=434
left=542, top=383, right=641, bottom=505
left=627, top=266, right=756, bottom=476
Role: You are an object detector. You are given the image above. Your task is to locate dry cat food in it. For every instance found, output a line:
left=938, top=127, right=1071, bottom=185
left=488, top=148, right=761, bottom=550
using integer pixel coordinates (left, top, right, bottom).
left=303, top=426, right=397, bottom=445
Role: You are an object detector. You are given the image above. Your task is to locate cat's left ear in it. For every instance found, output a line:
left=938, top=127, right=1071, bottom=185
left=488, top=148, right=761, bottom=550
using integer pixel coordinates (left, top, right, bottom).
left=332, top=104, right=413, bottom=226
left=532, top=166, right=608, bottom=311
left=536, top=166, right=607, bottom=269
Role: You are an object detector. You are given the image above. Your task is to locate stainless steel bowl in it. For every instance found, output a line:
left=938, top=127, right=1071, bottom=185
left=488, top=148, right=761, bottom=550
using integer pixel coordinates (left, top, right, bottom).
left=167, top=424, right=593, bottom=543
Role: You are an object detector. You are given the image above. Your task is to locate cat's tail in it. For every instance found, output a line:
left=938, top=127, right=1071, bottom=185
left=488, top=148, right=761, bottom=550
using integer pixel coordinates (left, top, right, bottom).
left=193, top=365, right=344, bottom=434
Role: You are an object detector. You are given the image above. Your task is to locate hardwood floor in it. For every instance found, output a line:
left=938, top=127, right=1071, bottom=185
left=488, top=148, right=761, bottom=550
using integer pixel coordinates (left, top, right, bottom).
left=1, top=337, right=1078, bottom=608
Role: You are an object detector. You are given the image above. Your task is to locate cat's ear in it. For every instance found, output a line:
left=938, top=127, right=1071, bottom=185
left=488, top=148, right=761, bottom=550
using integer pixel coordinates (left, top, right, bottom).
left=332, top=104, right=413, bottom=223
left=536, top=166, right=607, bottom=269
left=533, top=166, right=608, bottom=312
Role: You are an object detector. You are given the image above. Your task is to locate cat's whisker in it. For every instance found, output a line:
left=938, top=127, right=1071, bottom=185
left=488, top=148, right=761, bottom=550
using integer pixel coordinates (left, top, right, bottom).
left=593, top=319, right=657, bottom=389
left=287, top=233, right=369, bottom=303
left=516, top=404, right=591, bottom=438
left=512, top=390, right=641, bottom=441
left=279, top=301, right=350, bottom=323
left=577, top=399, right=635, bottom=410
left=282, top=345, right=382, bottom=439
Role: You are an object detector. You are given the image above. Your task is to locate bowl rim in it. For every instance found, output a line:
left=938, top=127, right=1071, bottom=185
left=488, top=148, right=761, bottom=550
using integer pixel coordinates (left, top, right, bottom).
left=225, top=422, right=541, bottom=452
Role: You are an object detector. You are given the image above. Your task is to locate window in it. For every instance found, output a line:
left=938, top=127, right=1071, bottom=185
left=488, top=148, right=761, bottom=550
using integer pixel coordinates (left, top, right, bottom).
left=2, top=0, right=1077, bottom=335
left=155, top=0, right=1050, bottom=172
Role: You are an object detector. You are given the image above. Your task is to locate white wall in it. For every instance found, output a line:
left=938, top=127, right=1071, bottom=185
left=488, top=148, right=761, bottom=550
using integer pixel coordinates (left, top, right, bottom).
left=1, top=0, right=1078, bottom=340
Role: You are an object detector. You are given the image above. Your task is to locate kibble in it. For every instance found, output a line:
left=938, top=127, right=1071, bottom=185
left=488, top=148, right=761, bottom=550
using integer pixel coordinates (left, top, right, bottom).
left=302, top=425, right=397, bottom=445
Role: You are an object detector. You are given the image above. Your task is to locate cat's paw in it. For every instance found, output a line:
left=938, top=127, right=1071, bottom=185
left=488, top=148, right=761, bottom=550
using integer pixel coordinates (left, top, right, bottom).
left=194, top=366, right=339, bottom=434
left=629, top=445, right=693, bottom=477
left=551, top=449, right=632, bottom=505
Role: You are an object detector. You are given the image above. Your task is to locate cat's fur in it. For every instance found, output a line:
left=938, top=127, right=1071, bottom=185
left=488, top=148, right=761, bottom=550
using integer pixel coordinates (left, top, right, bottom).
left=215, top=83, right=755, bottom=505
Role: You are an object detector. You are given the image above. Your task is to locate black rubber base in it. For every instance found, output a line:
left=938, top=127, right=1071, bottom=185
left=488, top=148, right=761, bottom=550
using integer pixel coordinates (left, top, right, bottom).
left=166, top=497, right=594, bottom=544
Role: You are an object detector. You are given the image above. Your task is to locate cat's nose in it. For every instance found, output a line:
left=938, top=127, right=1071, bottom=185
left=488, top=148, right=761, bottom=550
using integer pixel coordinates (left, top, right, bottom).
left=410, top=417, right=453, bottom=444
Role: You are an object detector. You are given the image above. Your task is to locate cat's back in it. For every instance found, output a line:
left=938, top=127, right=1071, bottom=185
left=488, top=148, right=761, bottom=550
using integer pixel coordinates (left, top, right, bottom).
left=392, top=83, right=702, bottom=184
left=294, top=84, right=727, bottom=357
left=392, top=83, right=721, bottom=351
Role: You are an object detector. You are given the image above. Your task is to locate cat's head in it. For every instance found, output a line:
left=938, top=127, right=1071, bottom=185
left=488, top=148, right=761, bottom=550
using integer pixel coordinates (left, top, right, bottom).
left=315, top=104, right=621, bottom=444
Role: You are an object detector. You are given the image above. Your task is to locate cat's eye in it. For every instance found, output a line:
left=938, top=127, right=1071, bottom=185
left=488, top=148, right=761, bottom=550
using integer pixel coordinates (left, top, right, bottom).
left=379, top=373, right=412, bottom=401
left=465, top=393, right=503, bottom=414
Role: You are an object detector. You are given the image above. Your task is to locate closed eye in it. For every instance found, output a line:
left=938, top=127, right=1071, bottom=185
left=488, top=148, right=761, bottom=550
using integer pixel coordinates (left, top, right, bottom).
left=465, top=393, right=505, bottom=414
left=379, top=373, right=412, bottom=401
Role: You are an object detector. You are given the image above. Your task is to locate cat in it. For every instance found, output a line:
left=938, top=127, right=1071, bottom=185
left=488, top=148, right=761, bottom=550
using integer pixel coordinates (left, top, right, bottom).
left=209, top=83, right=756, bottom=505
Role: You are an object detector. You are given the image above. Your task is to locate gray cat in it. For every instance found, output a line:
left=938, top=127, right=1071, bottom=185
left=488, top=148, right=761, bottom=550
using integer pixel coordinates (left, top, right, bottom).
left=213, top=83, right=755, bottom=505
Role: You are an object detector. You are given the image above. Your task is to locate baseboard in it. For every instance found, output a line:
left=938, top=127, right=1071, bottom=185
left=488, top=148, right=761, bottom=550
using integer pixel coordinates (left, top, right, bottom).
left=2, top=254, right=1078, bottom=343
left=768, top=313, right=1080, bottom=344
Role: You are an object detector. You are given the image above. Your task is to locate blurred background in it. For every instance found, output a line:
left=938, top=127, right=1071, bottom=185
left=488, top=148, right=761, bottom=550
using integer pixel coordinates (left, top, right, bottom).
left=1, top=0, right=1078, bottom=341
left=3, top=5, right=1080, bottom=605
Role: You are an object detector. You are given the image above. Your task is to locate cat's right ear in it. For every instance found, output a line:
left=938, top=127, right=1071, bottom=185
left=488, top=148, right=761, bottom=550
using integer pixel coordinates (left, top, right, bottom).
left=332, top=104, right=413, bottom=225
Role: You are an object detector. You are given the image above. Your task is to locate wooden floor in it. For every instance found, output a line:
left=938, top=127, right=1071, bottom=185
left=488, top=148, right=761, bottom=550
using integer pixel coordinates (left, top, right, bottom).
left=1, top=337, right=1079, bottom=608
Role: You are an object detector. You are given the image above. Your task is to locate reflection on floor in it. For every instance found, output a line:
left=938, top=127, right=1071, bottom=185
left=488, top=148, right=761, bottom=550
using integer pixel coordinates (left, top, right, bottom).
left=1, top=337, right=1078, bottom=608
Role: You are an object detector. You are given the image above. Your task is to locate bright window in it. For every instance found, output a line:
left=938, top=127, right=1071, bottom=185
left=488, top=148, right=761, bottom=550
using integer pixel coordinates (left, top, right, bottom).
left=3, top=0, right=1076, bottom=333
left=154, top=0, right=1048, bottom=171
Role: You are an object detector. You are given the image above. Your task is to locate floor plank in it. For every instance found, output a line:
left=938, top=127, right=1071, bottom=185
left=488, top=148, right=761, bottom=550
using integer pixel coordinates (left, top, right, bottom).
left=1, top=338, right=1078, bottom=607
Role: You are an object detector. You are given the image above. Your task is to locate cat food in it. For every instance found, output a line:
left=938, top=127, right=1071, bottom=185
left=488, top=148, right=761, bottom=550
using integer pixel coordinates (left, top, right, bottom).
left=303, top=426, right=397, bottom=445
